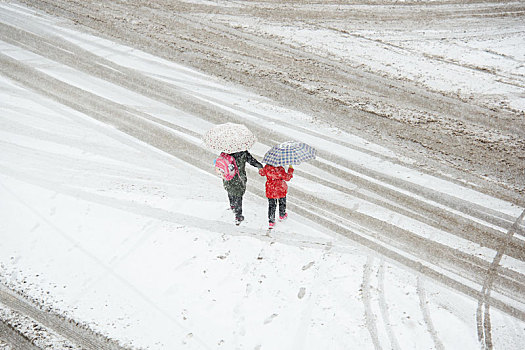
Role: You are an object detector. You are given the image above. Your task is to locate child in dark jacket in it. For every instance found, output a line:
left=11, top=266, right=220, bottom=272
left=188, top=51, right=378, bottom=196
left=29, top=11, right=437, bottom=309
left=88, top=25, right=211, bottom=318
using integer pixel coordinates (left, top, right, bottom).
left=223, top=151, right=263, bottom=225
left=259, top=164, right=294, bottom=229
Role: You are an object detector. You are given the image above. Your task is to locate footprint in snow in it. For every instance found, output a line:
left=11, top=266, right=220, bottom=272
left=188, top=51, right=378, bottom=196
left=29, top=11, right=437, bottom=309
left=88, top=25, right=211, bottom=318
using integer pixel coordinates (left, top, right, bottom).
left=298, top=287, right=306, bottom=299
left=264, top=313, right=278, bottom=324
left=302, top=261, right=315, bottom=270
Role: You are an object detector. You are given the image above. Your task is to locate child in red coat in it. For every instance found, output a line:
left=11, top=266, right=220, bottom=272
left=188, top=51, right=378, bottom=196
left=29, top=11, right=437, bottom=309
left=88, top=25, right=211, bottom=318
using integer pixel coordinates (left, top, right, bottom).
left=259, top=164, right=294, bottom=229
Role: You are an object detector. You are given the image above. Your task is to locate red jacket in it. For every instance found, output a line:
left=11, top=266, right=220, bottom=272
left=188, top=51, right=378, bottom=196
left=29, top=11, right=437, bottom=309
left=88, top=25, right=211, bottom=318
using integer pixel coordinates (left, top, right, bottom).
left=259, top=165, right=294, bottom=199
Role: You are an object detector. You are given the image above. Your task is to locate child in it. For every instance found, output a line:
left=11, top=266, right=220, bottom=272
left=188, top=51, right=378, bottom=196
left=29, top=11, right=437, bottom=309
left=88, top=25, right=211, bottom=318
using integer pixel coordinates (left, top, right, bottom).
left=259, top=164, right=294, bottom=229
left=222, top=151, right=263, bottom=225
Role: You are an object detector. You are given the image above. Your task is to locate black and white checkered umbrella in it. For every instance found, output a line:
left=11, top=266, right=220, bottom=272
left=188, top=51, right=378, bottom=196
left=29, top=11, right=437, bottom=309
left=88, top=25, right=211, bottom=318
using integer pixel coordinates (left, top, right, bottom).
left=262, top=141, right=317, bottom=166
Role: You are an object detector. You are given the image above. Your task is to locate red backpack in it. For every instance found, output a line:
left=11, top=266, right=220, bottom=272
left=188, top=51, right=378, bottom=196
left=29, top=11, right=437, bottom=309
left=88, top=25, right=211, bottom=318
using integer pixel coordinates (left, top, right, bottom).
left=214, top=152, right=239, bottom=181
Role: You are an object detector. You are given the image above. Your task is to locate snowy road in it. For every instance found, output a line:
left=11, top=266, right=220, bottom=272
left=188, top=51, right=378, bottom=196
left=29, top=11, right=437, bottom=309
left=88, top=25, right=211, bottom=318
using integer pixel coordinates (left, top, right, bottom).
left=1, top=2, right=525, bottom=350
left=18, top=0, right=525, bottom=197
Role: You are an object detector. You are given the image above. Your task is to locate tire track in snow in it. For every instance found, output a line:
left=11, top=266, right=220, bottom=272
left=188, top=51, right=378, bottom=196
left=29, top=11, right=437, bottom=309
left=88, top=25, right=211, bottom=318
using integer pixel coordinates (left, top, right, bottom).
left=477, top=209, right=525, bottom=350
left=287, top=188, right=525, bottom=303
left=286, top=193, right=525, bottom=321
left=322, top=23, right=525, bottom=91
left=0, top=285, right=125, bottom=350
left=362, top=256, right=381, bottom=350
left=377, top=261, right=401, bottom=350
left=2, top=35, right=525, bottom=323
left=71, top=216, right=170, bottom=307
left=0, top=317, right=41, bottom=350
left=417, top=278, right=445, bottom=350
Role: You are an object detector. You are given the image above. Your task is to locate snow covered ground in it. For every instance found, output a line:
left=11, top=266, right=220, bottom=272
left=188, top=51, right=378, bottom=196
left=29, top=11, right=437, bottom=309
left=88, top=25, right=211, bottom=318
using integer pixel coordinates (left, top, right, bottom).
left=1, top=2, right=524, bottom=349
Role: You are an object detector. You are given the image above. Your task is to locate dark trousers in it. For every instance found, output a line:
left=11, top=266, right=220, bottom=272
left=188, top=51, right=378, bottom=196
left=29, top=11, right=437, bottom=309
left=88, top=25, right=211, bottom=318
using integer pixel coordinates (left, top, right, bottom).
left=268, top=197, right=286, bottom=223
left=228, top=194, right=243, bottom=219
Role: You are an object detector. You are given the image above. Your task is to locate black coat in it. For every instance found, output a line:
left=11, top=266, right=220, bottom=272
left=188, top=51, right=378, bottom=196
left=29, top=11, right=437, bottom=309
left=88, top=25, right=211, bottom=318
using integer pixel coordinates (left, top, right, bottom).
left=223, top=151, right=263, bottom=196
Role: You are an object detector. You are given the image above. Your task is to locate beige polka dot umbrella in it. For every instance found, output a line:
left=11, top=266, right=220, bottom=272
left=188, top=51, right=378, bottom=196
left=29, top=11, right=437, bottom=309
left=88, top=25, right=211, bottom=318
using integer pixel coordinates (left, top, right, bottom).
left=203, top=123, right=257, bottom=153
